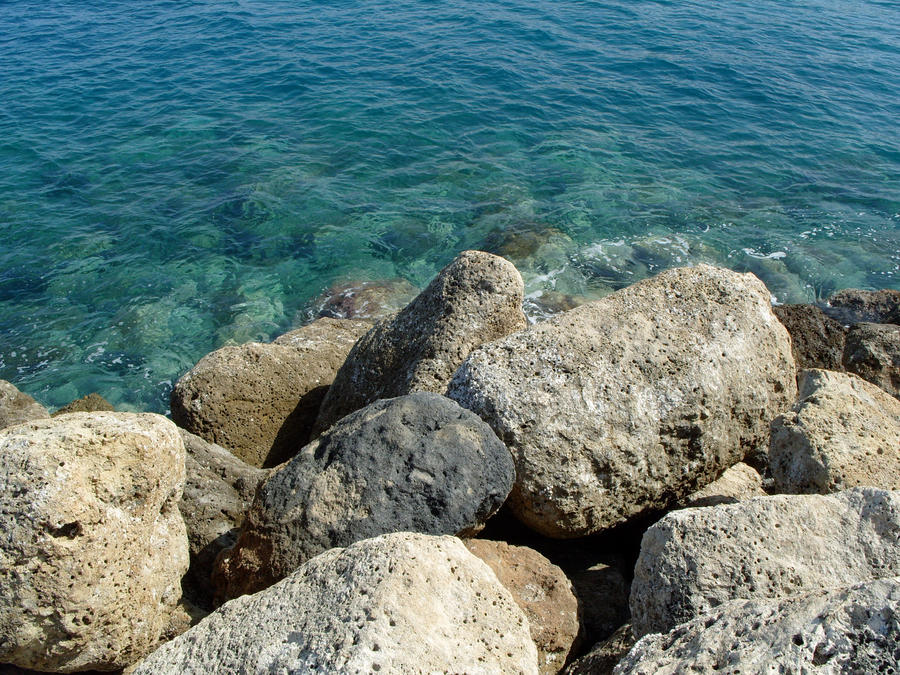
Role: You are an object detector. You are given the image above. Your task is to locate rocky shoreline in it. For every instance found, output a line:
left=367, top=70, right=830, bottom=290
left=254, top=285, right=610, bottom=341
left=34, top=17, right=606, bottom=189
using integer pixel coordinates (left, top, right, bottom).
left=1, top=252, right=898, bottom=673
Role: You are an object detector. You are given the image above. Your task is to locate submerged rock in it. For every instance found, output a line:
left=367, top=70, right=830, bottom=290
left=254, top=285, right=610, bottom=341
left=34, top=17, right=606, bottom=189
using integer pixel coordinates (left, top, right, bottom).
left=214, top=393, right=514, bottom=599
left=313, top=250, right=526, bottom=435
left=51, top=392, right=115, bottom=416
left=0, top=412, right=189, bottom=672
left=448, top=264, right=796, bottom=537
left=0, top=380, right=48, bottom=430
left=134, top=533, right=539, bottom=674
left=842, top=322, right=900, bottom=399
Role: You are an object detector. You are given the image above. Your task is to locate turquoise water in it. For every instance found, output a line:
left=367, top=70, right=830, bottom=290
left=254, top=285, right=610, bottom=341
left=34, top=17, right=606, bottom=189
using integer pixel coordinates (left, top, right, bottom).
left=1, top=1, right=898, bottom=413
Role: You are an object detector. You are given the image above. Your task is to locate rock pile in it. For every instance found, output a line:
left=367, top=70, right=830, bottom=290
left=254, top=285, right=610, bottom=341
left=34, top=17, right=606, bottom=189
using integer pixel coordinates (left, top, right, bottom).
left=1, top=253, right=897, bottom=674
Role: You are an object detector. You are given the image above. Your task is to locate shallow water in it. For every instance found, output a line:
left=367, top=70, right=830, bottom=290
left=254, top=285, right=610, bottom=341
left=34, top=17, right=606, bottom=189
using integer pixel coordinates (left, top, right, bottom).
left=1, top=0, right=898, bottom=412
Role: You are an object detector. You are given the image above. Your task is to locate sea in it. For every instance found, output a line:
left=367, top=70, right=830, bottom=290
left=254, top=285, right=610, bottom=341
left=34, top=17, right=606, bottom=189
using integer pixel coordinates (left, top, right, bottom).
left=1, top=0, right=898, bottom=413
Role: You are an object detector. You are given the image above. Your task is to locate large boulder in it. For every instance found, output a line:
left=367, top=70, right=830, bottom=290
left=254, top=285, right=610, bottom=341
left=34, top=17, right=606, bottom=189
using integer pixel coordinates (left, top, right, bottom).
left=215, top=393, right=515, bottom=599
left=682, top=462, right=765, bottom=508
left=617, top=578, right=900, bottom=674
left=465, top=539, right=580, bottom=674
left=770, top=369, right=900, bottom=494
left=0, top=412, right=189, bottom=672
left=0, top=380, right=48, bottom=430
left=842, top=322, right=900, bottom=399
left=170, top=317, right=371, bottom=467
left=448, top=265, right=796, bottom=537
left=313, top=251, right=526, bottom=435
left=826, top=288, right=900, bottom=324
left=133, top=533, right=539, bottom=674
left=630, top=487, right=900, bottom=636
left=772, top=303, right=846, bottom=371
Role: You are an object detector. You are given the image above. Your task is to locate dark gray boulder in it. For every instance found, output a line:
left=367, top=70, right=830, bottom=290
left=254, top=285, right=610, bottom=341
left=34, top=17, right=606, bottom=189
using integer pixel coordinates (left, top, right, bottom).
left=772, top=303, right=846, bottom=371
left=843, top=322, right=900, bottom=399
left=826, top=288, right=900, bottom=324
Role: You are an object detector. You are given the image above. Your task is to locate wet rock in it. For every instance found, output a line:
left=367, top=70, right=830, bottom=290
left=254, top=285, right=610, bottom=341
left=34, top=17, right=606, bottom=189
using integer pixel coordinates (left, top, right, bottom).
left=52, top=392, right=115, bottom=416
left=313, top=251, right=526, bottom=435
left=171, top=317, right=372, bottom=467
left=564, top=624, right=635, bottom=675
left=133, top=533, right=539, bottom=674
left=617, top=578, right=900, bottom=674
left=448, top=265, right=796, bottom=538
left=826, top=288, right=900, bottom=324
left=630, top=487, right=900, bottom=636
left=0, top=380, right=48, bottom=430
left=772, top=303, right=846, bottom=371
left=304, top=278, right=418, bottom=321
left=842, top=322, right=900, bottom=399
left=0, top=413, right=189, bottom=672
left=465, top=539, right=579, bottom=674
left=682, top=462, right=765, bottom=508
left=215, top=393, right=514, bottom=599
left=770, top=369, right=900, bottom=494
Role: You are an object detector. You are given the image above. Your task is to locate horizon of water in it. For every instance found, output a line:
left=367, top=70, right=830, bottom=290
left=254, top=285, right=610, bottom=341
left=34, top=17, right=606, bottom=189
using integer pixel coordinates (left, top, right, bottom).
left=1, top=0, right=898, bottom=413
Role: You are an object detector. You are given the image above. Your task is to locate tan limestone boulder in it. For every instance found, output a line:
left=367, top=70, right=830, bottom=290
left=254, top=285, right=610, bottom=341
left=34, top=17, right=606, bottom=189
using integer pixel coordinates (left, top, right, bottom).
left=51, top=393, right=114, bottom=416
left=0, top=380, right=48, bottom=430
left=683, top=462, right=765, bottom=507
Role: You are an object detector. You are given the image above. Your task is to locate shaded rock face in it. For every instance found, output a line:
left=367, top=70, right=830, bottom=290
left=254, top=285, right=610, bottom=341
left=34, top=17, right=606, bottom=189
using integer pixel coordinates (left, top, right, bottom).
left=772, top=303, right=846, bottom=371
left=0, top=380, right=48, bottom=430
left=0, top=412, right=189, bottom=672
left=178, top=430, right=269, bottom=608
left=843, top=322, right=900, bottom=399
left=826, top=288, right=900, bottom=325
left=134, top=533, right=539, bottom=675
left=313, top=251, right=526, bottom=436
left=170, top=317, right=372, bottom=467
left=448, top=265, right=796, bottom=538
left=465, top=539, right=580, bottom=674
left=564, top=624, right=635, bottom=675
left=630, top=488, right=900, bottom=637
left=770, top=369, right=900, bottom=494
left=617, top=578, right=900, bottom=675
left=567, top=563, right=631, bottom=648
left=682, top=462, right=765, bottom=508
left=215, top=393, right=515, bottom=600
left=51, top=392, right=114, bottom=416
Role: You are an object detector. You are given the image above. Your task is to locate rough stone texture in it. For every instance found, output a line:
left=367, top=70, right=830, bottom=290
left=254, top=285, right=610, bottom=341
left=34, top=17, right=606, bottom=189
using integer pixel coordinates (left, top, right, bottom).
left=215, top=393, right=515, bottom=599
left=313, top=251, right=526, bottom=435
left=0, top=412, right=189, bottom=672
left=171, top=317, right=372, bottom=467
left=568, top=563, right=631, bottom=647
left=770, top=369, right=900, bottom=494
left=303, top=278, right=418, bottom=322
left=0, top=380, right=48, bottom=430
left=465, top=539, right=580, bottom=674
left=682, top=462, right=765, bottom=508
left=826, top=288, right=900, bottom=324
left=134, top=533, right=539, bottom=675
left=564, top=624, right=635, bottom=675
left=843, top=322, right=900, bottom=399
left=772, top=303, right=846, bottom=371
left=630, top=487, right=900, bottom=637
left=617, top=578, right=900, bottom=675
left=51, top=393, right=115, bottom=416
left=448, top=265, right=797, bottom=538
left=178, top=430, right=269, bottom=608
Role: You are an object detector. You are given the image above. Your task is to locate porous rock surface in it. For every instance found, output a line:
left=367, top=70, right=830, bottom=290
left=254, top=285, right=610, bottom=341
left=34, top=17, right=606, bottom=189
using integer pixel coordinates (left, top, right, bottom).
left=772, top=303, right=846, bottom=371
left=683, top=462, right=765, bottom=508
left=215, top=392, right=515, bottom=599
left=842, top=322, right=900, bottom=399
left=826, top=288, right=900, bottom=324
left=770, top=369, right=900, bottom=494
left=448, top=264, right=796, bottom=537
left=465, top=539, right=579, bottom=674
left=630, top=487, right=900, bottom=636
left=0, top=380, right=48, bottom=430
left=313, top=250, right=526, bottom=435
left=170, top=317, right=371, bottom=467
left=51, top=393, right=115, bottom=416
left=564, top=624, right=635, bottom=675
left=134, top=533, right=539, bottom=675
left=0, top=412, right=189, bottom=672
left=617, top=578, right=900, bottom=674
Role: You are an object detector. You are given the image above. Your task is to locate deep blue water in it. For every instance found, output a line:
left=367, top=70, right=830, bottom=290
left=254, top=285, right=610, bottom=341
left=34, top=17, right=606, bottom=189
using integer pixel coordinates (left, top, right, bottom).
left=1, top=0, right=898, bottom=413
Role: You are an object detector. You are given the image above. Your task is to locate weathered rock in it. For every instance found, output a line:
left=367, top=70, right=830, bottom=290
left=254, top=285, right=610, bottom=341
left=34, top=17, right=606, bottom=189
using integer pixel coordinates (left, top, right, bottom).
left=304, top=278, right=418, bottom=321
left=770, top=369, right=900, bottom=494
left=843, top=322, right=900, bottom=399
left=313, top=251, right=526, bottom=435
left=567, top=563, right=631, bottom=647
left=826, top=288, right=900, bottom=324
left=134, top=533, right=539, bottom=674
left=617, top=578, right=900, bottom=674
left=178, top=430, right=269, bottom=608
left=682, top=462, right=765, bottom=507
left=448, top=265, right=796, bottom=537
left=51, top=393, right=115, bottom=416
left=564, top=624, right=635, bottom=675
left=0, top=412, right=189, bottom=672
left=772, top=303, right=846, bottom=371
left=465, top=539, right=579, bottom=674
left=630, top=487, right=900, bottom=636
left=171, top=317, right=372, bottom=467
left=0, top=380, right=48, bottom=430
left=215, top=393, right=515, bottom=599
